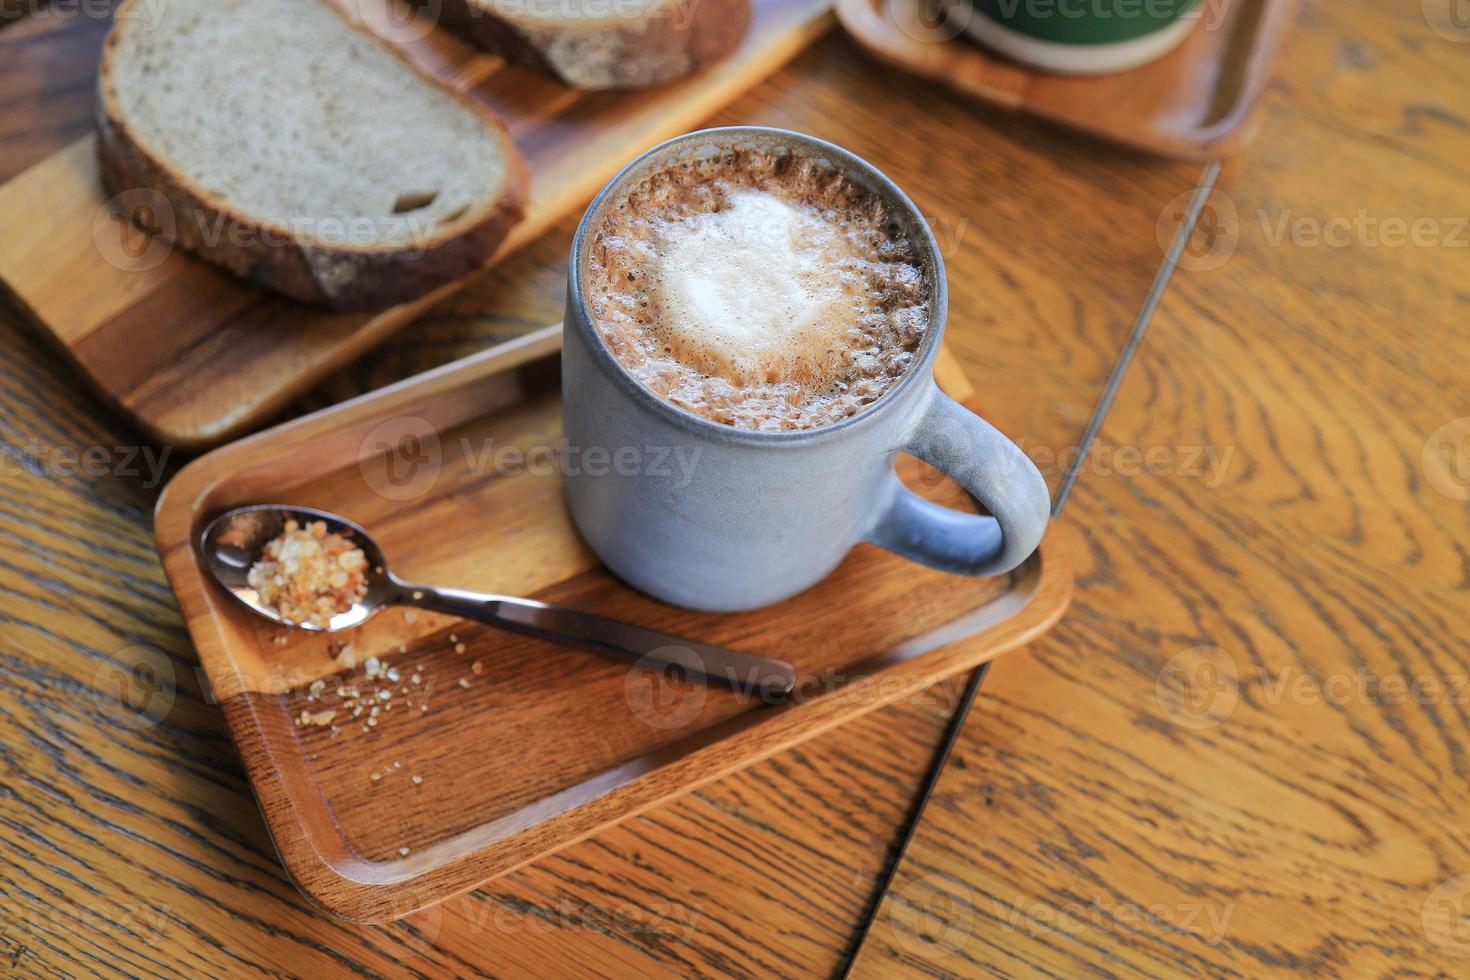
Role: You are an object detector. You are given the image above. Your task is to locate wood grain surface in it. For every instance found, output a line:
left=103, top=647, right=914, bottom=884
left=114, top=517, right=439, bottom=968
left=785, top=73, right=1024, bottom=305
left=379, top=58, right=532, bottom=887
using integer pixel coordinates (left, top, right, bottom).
left=0, top=3, right=1202, bottom=971
left=0, top=0, right=833, bottom=450
left=28, top=0, right=1465, bottom=972
left=850, top=0, right=1470, bottom=974
left=835, top=0, right=1300, bottom=159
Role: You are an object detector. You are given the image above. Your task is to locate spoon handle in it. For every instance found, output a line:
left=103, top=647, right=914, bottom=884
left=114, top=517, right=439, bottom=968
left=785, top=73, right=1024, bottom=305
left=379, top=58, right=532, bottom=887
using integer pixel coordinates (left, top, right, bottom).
left=399, top=584, right=797, bottom=698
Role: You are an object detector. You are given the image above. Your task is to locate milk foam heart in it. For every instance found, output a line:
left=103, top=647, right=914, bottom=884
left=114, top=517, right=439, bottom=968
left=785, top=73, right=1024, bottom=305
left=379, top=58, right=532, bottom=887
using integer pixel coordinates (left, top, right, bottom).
left=588, top=149, right=931, bottom=431
left=650, top=190, right=857, bottom=386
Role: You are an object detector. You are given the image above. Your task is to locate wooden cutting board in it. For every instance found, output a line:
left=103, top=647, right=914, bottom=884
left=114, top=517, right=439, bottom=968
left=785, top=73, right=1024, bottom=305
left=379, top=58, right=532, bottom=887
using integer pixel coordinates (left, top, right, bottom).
left=154, top=326, right=1073, bottom=922
left=0, top=0, right=833, bottom=451
left=835, top=0, right=1298, bottom=159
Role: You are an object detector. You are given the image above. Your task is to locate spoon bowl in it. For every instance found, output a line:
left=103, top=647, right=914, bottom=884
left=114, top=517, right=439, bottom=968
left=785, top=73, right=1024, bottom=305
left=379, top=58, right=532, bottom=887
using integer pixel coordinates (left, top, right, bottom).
left=200, top=505, right=397, bottom=633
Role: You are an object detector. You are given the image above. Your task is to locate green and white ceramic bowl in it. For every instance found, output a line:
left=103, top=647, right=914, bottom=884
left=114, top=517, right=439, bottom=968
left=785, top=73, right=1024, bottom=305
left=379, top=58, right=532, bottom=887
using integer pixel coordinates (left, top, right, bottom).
left=962, top=0, right=1202, bottom=75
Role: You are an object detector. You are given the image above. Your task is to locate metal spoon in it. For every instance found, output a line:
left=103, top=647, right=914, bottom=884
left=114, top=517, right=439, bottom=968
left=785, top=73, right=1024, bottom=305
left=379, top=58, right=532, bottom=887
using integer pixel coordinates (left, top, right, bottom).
left=199, top=505, right=796, bottom=697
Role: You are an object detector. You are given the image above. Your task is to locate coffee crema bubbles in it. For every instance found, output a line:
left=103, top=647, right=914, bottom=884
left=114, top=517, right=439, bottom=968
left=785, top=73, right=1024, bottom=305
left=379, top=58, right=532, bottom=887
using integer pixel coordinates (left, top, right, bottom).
left=586, top=148, right=931, bottom=432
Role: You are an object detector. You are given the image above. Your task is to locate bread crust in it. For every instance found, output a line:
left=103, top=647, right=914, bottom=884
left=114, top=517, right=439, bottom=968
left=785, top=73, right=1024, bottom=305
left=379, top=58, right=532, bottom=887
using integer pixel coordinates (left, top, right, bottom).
left=437, top=0, right=751, bottom=89
left=96, top=0, right=528, bottom=312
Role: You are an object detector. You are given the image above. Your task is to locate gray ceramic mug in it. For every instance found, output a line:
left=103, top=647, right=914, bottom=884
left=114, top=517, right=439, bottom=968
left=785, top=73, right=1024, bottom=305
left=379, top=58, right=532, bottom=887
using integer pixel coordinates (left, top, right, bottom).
left=562, top=127, right=1050, bottom=613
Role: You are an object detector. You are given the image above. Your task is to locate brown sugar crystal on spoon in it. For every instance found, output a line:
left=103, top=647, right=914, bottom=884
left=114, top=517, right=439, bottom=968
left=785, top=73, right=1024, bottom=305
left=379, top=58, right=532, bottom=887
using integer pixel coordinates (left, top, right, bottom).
left=247, top=520, right=368, bottom=628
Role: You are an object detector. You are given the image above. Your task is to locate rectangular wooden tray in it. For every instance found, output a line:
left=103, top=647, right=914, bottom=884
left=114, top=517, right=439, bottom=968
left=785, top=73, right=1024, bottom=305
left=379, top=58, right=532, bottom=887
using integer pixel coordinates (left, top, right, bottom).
left=835, top=0, right=1298, bottom=159
left=0, top=0, right=832, bottom=451
left=154, top=328, right=1073, bottom=922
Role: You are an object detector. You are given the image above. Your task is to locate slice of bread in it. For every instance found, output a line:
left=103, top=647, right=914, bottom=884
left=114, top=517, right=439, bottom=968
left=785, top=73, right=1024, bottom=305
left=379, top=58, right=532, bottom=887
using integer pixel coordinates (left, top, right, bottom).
left=437, top=0, right=751, bottom=89
left=97, top=0, right=527, bottom=311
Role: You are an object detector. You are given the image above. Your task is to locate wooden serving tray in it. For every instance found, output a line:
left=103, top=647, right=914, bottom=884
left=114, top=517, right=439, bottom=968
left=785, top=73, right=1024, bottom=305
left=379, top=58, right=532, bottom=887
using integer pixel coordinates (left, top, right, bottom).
left=155, top=327, right=1073, bottom=922
left=0, top=0, right=832, bottom=452
left=835, top=0, right=1298, bottom=158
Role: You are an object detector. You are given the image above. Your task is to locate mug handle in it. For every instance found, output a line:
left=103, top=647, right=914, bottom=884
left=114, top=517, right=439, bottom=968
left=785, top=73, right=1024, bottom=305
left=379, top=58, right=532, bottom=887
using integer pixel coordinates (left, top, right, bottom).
left=867, top=385, right=1051, bottom=576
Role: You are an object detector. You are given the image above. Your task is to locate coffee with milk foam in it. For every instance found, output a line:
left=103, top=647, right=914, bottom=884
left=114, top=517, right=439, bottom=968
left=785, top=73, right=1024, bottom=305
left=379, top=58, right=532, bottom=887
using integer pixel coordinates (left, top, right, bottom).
left=587, top=148, right=931, bottom=431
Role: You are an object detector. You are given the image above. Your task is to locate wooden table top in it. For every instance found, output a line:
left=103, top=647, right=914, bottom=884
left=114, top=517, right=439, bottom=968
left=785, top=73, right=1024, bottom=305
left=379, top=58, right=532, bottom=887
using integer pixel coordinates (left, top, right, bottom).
left=1, top=0, right=1464, bottom=976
